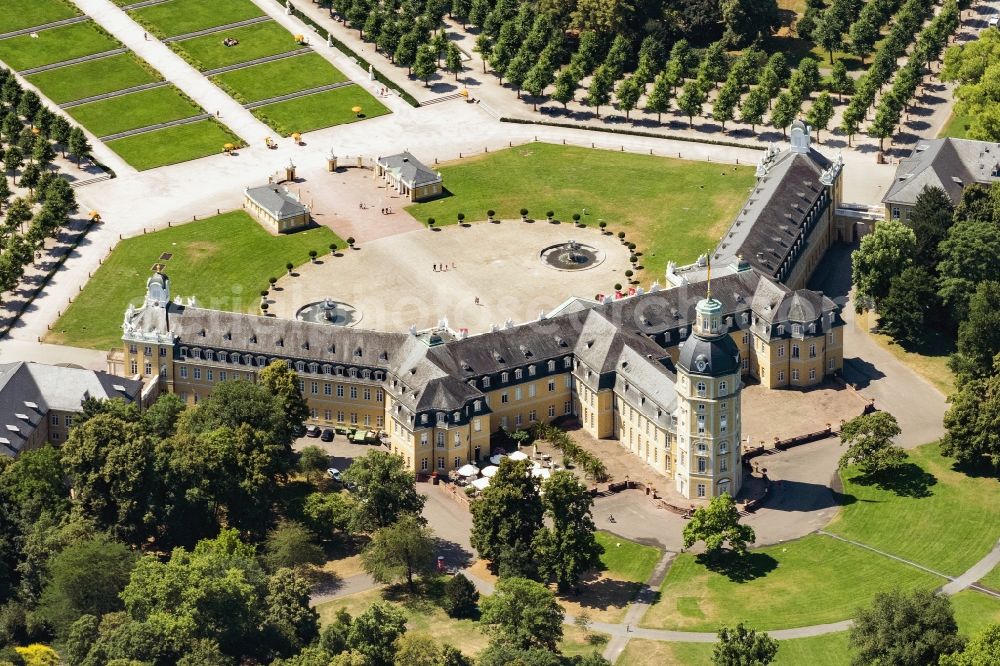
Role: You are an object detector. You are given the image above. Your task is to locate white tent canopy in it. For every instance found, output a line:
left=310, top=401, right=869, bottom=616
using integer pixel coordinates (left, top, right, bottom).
left=531, top=467, right=552, bottom=480
left=489, top=454, right=507, bottom=465
left=508, top=450, right=528, bottom=461
left=471, top=477, right=491, bottom=491
left=481, top=465, right=500, bottom=478
left=456, top=464, right=479, bottom=478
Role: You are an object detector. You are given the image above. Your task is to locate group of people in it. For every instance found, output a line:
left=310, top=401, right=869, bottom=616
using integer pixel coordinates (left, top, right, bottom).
left=356, top=203, right=395, bottom=214
left=433, top=262, right=456, bottom=272
left=222, top=37, right=240, bottom=47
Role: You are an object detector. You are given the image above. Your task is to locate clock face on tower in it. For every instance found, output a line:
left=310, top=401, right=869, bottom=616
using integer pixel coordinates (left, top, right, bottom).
left=695, top=355, right=707, bottom=372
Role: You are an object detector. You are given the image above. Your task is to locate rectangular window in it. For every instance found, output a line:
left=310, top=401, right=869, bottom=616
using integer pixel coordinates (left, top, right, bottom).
left=454, top=432, right=461, bottom=447
left=548, top=405, right=555, bottom=417
left=791, top=345, right=800, bottom=359
left=336, top=385, right=344, bottom=397
left=809, top=345, right=816, bottom=359
left=51, top=414, right=59, bottom=426
left=528, top=384, right=536, bottom=398
left=376, top=416, right=383, bottom=427
left=515, top=414, right=523, bottom=426
left=421, top=432, right=428, bottom=446
left=777, top=346, right=784, bottom=357
left=483, top=377, right=490, bottom=388
left=809, top=368, right=816, bottom=380
left=721, top=458, right=728, bottom=472
left=206, top=369, right=213, bottom=382
left=528, top=410, right=536, bottom=422
left=130, top=360, right=138, bottom=375
left=474, top=418, right=481, bottom=432
left=311, top=381, right=318, bottom=395
left=180, top=366, right=188, bottom=379
left=778, top=371, right=785, bottom=382
left=515, top=387, right=522, bottom=400
left=324, top=409, right=332, bottom=420
left=828, top=358, right=835, bottom=371
left=350, top=387, right=357, bottom=399
left=193, top=368, right=201, bottom=380
left=437, top=457, right=445, bottom=470
left=376, top=389, right=384, bottom=402
left=324, top=383, right=332, bottom=395
left=548, top=380, right=556, bottom=392
left=350, top=413, right=358, bottom=424
left=742, top=359, right=749, bottom=370
left=364, top=415, right=371, bottom=426
left=564, top=401, right=572, bottom=415
left=337, top=411, right=345, bottom=422
left=364, top=388, right=371, bottom=400
left=829, top=332, right=835, bottom=344
left=144, top=362, right=152, bottom=376
left=792, top=369, right=800, bottom=381
left=892, top=207, right=901, bottom=219
left=501, top=393, right=509, bottom=404
left=697, top=484, right=706, bottom=498
left=421, top=458, right=428, bottom=471
left=219, top=371, right=227, bottom=382
left=742, top=332, right=749, bottom=344
left=454, top=456, right=461, bottom=468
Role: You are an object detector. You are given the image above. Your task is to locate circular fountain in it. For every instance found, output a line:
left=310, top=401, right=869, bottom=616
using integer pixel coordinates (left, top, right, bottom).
left=539, top=240, right=604, bottom=271
left=295, top=298, right=361, bottom=326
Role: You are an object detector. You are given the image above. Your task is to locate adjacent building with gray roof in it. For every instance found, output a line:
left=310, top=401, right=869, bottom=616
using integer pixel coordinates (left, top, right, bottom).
left=244, top=184, right=311, bottom=233
left=374, top=151, right=443, bottom=201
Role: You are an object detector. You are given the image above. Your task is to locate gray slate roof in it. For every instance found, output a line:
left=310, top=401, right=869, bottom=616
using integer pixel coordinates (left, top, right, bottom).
left=246, top=185, right=309, bottom=220
left=883, top=138, right=1000, bottom=207
left=0, top=362, right=142, bottom=457
left=376, top=151, right=441, bottom=187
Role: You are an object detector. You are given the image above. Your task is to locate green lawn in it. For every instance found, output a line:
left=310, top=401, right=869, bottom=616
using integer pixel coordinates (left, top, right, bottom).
left=642, top=533, right=941, bottom=632
left=596, top=531, right=661, bottom=583
left=981, top=563, right=1000, bottom=592
left=47, top=211, right=339, bottom=349
left=940, top=110, right=973, bottom=139
left=211, top=52, right=348, bottom=103
left=130, top=0, right=264, bottom=38
left=616, top=634, right=850, bottom=666
left=251, top=85, right=389, bottom=135
left=105, top=119, right=242, bottom=170
left=0, top=0, right=80, bottom=34
left=0, top=21, right=119, bottom=71
left=407, top=143, right=756, bottom=280
left=316, top=583, right=606, bottom=662
left=67, top=86, right=202, bottom=138
left=171, top=21, right=300, bottom=71
left=952, top=590, right=1000, bottom=638
left=25, top=53, right=160, bottom=104
left=826, top=443, right=1000, bottom=576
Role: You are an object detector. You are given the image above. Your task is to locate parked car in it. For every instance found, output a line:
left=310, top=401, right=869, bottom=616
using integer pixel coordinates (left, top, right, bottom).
left=326, top=468, right=342, bottom=482
left=990, top=16, right=999, bottom=27
left=305, top=425, right=321, bottom=438
left=321, top=428, right=334, bottom=442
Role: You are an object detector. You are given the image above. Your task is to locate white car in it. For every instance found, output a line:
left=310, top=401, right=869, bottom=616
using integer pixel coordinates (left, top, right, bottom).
left=990, top=17, right=999, bottom=27
left=326, top=468, right=342, bottom=482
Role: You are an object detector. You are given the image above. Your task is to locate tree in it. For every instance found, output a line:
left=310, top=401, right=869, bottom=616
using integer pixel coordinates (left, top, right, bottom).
left=712, top=80, right=740, bottom=131
left=523, top=47, right=556, bottom=108
left=470, top=459, right=543, bottom=577
left=878, top=267, right=939, bottom=345
left=851, top=220, right=915, bottom=311
left=615, top=76, right=643, bottom=119
left=445, top=42, right=463, bottom=80
left=849, top=589, right=964, bottom=666
left=721, top=0, right=779, bottom=47
left=67, top=127, right=90, bottom=167
left=849, top=13, right=880, bottom=62
left=394, top=31, right=421, bottom=75
left=302, top=490, right=355, bottom=542
left=634, top=35, right=663, bottom=84
left=264, top=567, right=319, bottom=655
left=361, top=514, right=435, bottom=591
left=488, top=22, right=518, bottom=80
left=343, top=451, right=425, bottom=531
left=64, top=614, right=100, bottom=665
left=943, top=353, right=1000, bottom=467
left=769, top=91, right=799, bottom=137
left=4, top=146, right=22, bottom=183
left=806, top=91, right=834, bottom=142
left=700, top=41, right=730, bottom=86
left=797, top=57, right=820, bottom=96
left=940, top=623, right=1000, bottom=665
left=602, top=34, right=632, bottom=79
left=677, top=79, right=706, bottom=128
left=838, top=411, right=905, bottom=476
left=264, top=520, right=325, bottom=571
left=813, top=14, right=843, bottom=64
left=551, top=68, right=577, bottom=108
left=739, top=86, right=768, bottom=132
left=505, top=51, right=532, bottom=97
left=869, top=95, right=898, bottom=152
left=840, top=100, right=863, bottom=146
left=533, top=471, right=602, bottom=592
left=442, top=573, right=479, bottom=618
left=683, top=493, right=755, bottom=555
left=347, top=601, right=407, bottom=666
left=713, top=622, right=778, bottom=666
left=952, top=281, right=1000, bottom=382
left=828, top=60, right=853, bottom=101
left=259, top=360, right=309, bottom=446
left=413, top=46, right=437, bottom=86
left=394, top=633, right=443, bottom=666
left=906, top=185, right=954, bottom=268
left=51, top=116, right=70, bottom=157
left=646, top=68, right=673, bottom=123
left=31, top=138, right=55, bottom=170
left=938, top=220, right=1000, bottom=325
left=14, top=645, right=58, bottom=665
left=37, top=536, right=136, bottom=637
left=298, top=445, right=328, bottom=482
left=586, top=65, right=614, bottom=117
left=479, top=577, right=563, bottom=652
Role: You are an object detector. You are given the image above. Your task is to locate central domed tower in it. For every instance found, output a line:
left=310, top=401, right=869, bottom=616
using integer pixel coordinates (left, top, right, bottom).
left=674, top=289, right=743, bottom=500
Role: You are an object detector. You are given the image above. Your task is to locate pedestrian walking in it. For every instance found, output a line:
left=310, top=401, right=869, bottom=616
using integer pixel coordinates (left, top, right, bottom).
left=433, top=264, right=437, bottom=271
left=474, top=296, right=480, bottom=305
left=143, top=32, right=147, bottom=40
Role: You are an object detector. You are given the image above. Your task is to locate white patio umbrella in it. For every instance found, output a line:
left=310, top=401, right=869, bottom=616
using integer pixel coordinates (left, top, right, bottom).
left=508, top=450, right=528, bottom=461
left=481, top=465, right=500, bottom=478
left=471, top=477, right=491, bottom=491
left=489, top=454, right=507, bottom=465
left=531, top=467, right=551, bottom=480
left=456, top=463, right=478, bottom=478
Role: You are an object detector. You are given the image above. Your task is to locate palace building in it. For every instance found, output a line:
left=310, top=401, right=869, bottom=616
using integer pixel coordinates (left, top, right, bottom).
left=118, top=131, right=846, bottom=501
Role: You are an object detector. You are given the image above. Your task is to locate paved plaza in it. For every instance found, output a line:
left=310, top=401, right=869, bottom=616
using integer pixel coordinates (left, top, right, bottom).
left=267, top=222, right=633, bottom=334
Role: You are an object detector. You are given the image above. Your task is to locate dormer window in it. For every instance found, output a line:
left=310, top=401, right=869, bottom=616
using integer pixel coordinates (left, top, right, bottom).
left=528, top=365, right=536, bottom=376
left=249, top=335, right=257, bottom=344
left=483, top=376, right=491, bottom=388
left=354, top=347, right=362, bottom=357
left=792, top=324, right=802, bottom=336
left=514, top=369, right=522, bottom=380
left=777, top=325, right=784, bottom=335
left=295, top=361, right=305, bottom=372
left=275, top=338, right=283, bottom=347
left=474, top=400, right=482, bottom=412
left=501, top=372, right=509, bottom=383
left=563, top=357, right=571, bottom=368
left=421, top=414, right=428, bottom=424
left=548, top=360, right=555, bottom=372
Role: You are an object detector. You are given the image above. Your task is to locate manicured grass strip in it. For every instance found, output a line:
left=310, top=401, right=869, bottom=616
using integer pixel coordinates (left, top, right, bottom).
left=104, top=119, right=242, bottom=171
left=252, top=85, right=389, bottom=135
left=130, top=0, right=265, bottom=38
left=642, top=533, right=941, bottom=632
left=47, top=210, right=340, bottom=349
left=407, top=143, right=755, bottom=278
left=980, top=563, right=1000, bottom=592
left=25, top=53, right=160, bottom=104
left=615, top=634, right=852, bottom=666
left=0, top=21, right=119, bottom=71
left=0, top=0, right=80, bottom=34
left=940, top=110, right=973, bottom=139
left=826, top=443, right=1000, bottom=576
left=952, top=590, right=1000, bottom=638
left=211, top=52, right=348, bottom=103
left=596, top=531, right=661, bottom=583
left=67, top=86, right=201, bottom=137
left=171, top=21, right=300, bottom=71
